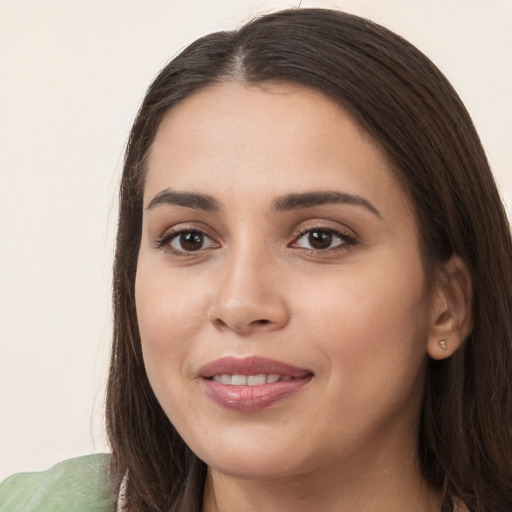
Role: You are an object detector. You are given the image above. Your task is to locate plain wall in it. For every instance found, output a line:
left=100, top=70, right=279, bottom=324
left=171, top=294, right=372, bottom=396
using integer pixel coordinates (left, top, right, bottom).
left=1, top=0, right=511, bottom=481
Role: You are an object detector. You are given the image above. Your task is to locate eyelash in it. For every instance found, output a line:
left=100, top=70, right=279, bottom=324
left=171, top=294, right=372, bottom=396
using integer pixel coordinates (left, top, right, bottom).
left=153, top=226, right=357, bottom=256
left=153, top=228, right=219, bottom=256
left=290, top=227, right=357, bottom=253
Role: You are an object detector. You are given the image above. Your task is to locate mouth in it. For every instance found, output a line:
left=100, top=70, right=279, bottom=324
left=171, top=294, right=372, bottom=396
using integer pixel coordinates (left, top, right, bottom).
left=199, top=356, right=313, bottom=412
left=210, top=374, right=295, bottom=385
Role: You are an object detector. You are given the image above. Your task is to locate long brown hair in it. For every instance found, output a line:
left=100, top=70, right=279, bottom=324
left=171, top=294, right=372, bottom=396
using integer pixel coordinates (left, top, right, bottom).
left=106, top=8, right=512, bottom=511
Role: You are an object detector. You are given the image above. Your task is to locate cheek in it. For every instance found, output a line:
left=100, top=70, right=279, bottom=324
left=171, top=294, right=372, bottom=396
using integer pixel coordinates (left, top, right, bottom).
left=135, top=266, right=210, bottom=378
left=288, top=265, right=430, bottom=447
left=295, top=257, right=430, bottom=384
left=134, top=267, right=211, bottom=430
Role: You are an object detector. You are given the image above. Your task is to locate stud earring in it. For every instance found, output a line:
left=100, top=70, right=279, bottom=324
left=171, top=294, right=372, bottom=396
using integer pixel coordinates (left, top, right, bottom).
left=439, top=340, right=448, bottom=351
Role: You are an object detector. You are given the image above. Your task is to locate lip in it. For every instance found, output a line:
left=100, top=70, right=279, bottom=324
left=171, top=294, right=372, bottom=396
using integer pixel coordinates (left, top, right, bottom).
left=199, top=356, right=313, bottom=412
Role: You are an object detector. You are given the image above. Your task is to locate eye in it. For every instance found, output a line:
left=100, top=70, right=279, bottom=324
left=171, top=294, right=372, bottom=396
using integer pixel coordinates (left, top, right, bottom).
left=291, top=228, right=356, bottom=252
left=160, top=229, right=219, bottom=254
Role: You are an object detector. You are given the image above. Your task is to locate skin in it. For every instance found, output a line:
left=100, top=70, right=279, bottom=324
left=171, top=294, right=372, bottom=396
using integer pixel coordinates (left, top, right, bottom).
left=135, top=82, right=466, bottom=511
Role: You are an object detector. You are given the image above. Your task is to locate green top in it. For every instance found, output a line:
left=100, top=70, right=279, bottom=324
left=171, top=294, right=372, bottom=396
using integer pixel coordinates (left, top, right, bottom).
left=0, top=454, right=114, bottom=512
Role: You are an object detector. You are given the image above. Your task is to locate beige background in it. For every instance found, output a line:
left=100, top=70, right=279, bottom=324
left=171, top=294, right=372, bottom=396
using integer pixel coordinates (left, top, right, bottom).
left=0, top=0, right=510, bottom=481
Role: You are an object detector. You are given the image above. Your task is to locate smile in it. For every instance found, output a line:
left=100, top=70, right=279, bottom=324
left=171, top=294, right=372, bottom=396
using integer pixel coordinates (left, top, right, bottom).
left=211, top=374, right=294, bottom=385
left=199, top=356, right=313, bottom=412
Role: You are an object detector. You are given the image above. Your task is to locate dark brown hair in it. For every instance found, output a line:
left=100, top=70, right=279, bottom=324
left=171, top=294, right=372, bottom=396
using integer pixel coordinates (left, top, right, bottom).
left=106, top=8, right=512, bottom=511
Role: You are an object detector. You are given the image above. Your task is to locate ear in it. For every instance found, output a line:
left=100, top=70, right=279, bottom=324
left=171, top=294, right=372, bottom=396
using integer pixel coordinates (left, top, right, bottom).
left=427, top=255, right=473, bottom=360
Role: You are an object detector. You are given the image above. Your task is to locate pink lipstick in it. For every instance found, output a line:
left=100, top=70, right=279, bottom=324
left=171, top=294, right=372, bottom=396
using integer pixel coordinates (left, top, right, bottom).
left=199, top=356, right=313, bottom=412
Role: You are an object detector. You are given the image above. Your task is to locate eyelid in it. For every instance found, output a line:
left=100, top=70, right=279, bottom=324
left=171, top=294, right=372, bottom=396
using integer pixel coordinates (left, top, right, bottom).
left=153, top=224, right=221, bottom=255
left=151, top=220, right=357, bottom=255
left=288, top=222, right=358, bottom=252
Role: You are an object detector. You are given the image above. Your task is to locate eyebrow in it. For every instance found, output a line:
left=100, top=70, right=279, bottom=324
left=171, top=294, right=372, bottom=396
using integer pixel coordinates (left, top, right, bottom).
left=146, top=189, right=220, bottom=212
left=272, top=191, right=382, bottom=218
left=146, top=188, right=381, bottom=218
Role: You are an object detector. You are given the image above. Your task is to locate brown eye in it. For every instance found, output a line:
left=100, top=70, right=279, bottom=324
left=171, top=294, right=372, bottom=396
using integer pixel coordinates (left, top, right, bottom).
left=308, top=230, right=334, bottom=250
left=170, top=230, right=215, bottom=252
left=292, top=228, right=356, bottom=252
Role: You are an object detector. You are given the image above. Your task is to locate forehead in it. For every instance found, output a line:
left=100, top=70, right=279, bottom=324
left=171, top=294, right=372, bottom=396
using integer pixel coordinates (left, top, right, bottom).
left=144, top=81, right=412, bottom=221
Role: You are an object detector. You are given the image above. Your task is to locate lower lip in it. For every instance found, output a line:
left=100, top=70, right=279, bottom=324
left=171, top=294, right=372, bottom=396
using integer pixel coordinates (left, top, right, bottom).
left=200, top=376, right=313, bottom=412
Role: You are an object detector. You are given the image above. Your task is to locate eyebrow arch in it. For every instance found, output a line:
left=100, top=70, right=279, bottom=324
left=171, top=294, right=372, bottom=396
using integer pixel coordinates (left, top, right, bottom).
left=146, top=189, right=220, bottom=212
left=272, top=191, right=382, bottom=218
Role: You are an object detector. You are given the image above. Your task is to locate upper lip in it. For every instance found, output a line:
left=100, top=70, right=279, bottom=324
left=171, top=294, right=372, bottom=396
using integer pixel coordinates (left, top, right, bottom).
left=199, top=356, right=312, bottom=378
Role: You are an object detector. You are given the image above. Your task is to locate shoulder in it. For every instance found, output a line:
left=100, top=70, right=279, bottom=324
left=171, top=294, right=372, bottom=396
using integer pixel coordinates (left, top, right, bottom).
left=0, top=454, right=114, bottom=512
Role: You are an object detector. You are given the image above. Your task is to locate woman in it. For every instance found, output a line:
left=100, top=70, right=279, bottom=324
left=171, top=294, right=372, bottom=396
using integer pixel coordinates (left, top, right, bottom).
left=1, top=7, right=511, bottom=512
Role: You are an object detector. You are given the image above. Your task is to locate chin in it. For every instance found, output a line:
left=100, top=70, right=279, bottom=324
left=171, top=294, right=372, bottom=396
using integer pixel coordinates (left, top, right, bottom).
left=188, top=431, right=308, bottom=480
left=204, top=451, right=303, bottom=481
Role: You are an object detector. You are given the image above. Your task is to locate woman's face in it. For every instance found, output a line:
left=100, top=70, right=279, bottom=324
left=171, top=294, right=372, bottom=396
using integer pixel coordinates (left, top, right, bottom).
left=136, top=82, right=435, bottom=481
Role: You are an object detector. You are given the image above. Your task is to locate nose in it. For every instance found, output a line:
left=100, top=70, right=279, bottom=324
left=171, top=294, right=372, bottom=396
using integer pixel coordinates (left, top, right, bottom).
left=208, top=247, right=289, bottom=335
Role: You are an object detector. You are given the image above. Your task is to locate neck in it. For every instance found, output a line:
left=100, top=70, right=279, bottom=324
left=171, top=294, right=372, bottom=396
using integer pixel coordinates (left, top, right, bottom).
left=202, top=441, right=441, bottom=512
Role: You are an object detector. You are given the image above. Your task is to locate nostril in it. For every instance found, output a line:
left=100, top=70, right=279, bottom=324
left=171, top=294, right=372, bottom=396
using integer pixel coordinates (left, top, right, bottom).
left=213, top=318, right=228, bottom=328
left=254, top=319, right=270, bottom=325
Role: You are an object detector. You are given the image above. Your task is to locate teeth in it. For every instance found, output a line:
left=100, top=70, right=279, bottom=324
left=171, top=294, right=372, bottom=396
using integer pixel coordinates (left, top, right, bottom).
left=247, top=374, right=266, bottom=386
left=211, top=374, right=291, bottom=385
left=231, top=374, right=247, bottom=386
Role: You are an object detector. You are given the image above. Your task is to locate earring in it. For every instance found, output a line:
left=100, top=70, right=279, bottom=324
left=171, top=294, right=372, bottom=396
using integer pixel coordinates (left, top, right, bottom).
left=439, top=340, right=448, bottom=351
